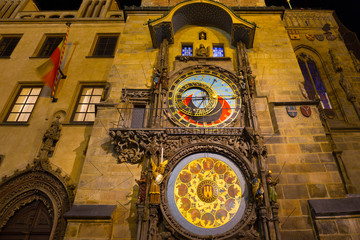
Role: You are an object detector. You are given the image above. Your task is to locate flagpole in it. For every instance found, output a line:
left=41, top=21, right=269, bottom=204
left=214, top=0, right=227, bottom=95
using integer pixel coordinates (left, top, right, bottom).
left=287, top=0, right=292, bottom=9
left=52, top=22, right=71, bottom=102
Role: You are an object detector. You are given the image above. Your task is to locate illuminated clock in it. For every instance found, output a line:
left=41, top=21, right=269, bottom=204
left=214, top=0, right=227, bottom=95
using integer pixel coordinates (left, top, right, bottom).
left=166, top=152, right=248, bottom=236
left=167, top=70, right=241, bottom=128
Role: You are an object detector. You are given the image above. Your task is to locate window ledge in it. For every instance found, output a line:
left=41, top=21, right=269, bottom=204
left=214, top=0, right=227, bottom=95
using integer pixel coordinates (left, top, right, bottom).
left=0, top=122, right=29, bottom=126
left=85, top=55, right=114, bottom=58
left=0, top=56, right=11, bottom=59
left=29, top=56, right=50, bottom=59
left=62, top=122, right=95, bottom=126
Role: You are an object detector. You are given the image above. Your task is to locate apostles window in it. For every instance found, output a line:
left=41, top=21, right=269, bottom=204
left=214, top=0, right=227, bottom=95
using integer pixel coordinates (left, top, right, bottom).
left=131, top=105, right=146, bottom=128
left=92, top=34, right=119, bottom=57
left=37, top=36, right=64, bottom=58
left=213, top=44, right=224, bottom=57
left=182, top=44, right=193, bottom=56
left=72, top=87, right=104, bottom=123
left=6, top=86, right=42, bottom=123
left=0, top=35, right=21, bottom=57
left=297, top=53, right=332, bottom=109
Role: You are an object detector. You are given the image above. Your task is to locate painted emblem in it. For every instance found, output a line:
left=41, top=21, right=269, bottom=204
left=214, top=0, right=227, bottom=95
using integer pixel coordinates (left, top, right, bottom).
left=325, top=32, right=337, bottom=41
left=324, top=109, right=336, bottom=119
left=300, top=106, right=311, bottom=117
left=286, top=106, right=297, bottom=118
left=305, top=34, right=315, bottom=41
left=315, top=34, right=324, bottom=41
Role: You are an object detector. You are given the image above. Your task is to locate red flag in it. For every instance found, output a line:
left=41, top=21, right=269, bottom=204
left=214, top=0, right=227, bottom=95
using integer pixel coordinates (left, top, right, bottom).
left=36, top=41, right=63, bottom=89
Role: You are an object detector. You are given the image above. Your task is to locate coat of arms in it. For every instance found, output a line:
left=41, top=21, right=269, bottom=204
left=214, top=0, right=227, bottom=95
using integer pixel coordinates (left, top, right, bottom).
left=300, top=106, right=311, bottom=117
left=315, top=34, right=324, bottom=41
left=286, top=106, right=297, bottom=118
left=305, top=34, right=315, bottom=41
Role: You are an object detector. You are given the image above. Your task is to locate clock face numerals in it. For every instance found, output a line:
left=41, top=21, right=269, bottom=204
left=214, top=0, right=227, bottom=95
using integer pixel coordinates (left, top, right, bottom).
left=168, top=70, right=241, bottom=128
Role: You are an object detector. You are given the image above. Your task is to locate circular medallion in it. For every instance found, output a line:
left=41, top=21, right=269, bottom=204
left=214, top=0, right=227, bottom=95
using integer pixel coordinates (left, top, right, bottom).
left=166, top=153, right=248, bottom=236
left=168, top=70, right=241, bottom=128
left=196, top=180, right=219, bottom=203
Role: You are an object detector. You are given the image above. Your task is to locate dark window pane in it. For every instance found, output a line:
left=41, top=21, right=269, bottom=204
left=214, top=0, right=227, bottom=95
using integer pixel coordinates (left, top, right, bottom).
left=38, top=36, right=63, bottom=57
left=131, top=105, right=146, bottom=128
left=93, top=36, right=118, bottom=57
left=0, top=37, right=21, bottom=57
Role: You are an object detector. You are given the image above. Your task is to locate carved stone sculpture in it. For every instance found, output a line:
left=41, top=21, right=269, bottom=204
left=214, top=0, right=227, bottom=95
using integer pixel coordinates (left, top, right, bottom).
left=135, top=171, right=147, bottom=204
left=339, top=72, right=356, bottom=102
left=350, top=50, right=360, bottom=72
left=247, top=70, right=256, bottom=94
left=250, top=173, right=264, bottom=205
left=149, top=158, right=168, bottom=204
left=195, top=44, right=210, bottom=57
left=41, top=116, right=61, bottom=157
left=329, top=49, right=342, bottom=72
left=266, top=170, right=279, bottom=205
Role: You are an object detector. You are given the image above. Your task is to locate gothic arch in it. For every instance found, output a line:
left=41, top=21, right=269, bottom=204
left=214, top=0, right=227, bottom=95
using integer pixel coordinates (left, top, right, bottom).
left=0, top=165, right=73, bottom=240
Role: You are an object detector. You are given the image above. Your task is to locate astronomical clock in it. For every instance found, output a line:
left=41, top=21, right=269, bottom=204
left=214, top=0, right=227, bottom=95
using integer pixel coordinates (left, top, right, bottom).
left=167, top=69, right=242, bottom=128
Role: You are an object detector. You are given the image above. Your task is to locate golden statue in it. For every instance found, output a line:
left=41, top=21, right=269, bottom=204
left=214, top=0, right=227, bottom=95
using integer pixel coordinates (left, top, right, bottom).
left=149, top=158, right=168, bottom=203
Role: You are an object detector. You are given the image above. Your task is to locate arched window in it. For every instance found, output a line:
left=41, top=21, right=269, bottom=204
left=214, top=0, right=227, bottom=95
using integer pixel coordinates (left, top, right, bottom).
left=297, top=53, right=332, bottom=109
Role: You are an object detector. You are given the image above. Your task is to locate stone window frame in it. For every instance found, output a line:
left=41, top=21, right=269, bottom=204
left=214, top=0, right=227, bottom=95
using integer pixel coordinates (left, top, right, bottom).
left=33, top=34, right=65, bottom=58
left=87, top=33, right=119, bottom=58
left=296, top=52, right=333, bottom=109
left=2, top=84, right=43, bottom=124
left=70, top=84, right=105, bottom=124
left=0, top=34, right=22, bottom=58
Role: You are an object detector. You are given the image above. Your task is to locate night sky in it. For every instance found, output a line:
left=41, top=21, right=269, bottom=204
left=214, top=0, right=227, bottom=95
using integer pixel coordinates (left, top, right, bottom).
left=35, top=0, right=359, bottom=39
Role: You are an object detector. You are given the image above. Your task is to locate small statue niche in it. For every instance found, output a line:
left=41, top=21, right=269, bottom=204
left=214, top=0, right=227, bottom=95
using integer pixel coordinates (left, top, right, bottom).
left=195, top=44, right=210, bottom=57
left=199, top=31, right=207, bottom=40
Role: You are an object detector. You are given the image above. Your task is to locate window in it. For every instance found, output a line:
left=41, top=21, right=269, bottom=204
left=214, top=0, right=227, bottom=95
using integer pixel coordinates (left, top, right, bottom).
left=72, top=87, right=104, bottom=122
left=92, top=35, right=118, bottom=57
left=0, top=36, right=21, bottom=57
left=131, top=105, right=146, bottom=128
left=37, top=36, right=64, bottom=57
left=297, top=53, right=332, bottom=109
left=182, top=44, right=193, bottom=56
left=6, top=87, right=42, bottom=123
left=213, top=45, right=224, bottom=57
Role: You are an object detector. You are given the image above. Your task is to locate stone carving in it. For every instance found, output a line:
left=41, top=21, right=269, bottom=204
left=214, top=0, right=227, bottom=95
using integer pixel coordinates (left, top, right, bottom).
left=195, top=44, right=210, bottom=57
left=149, top=158, right=168, bottom=204
left=305, top=34, right=315, bottom=41
left=266, top=170, right=279, bottom=205
left=250, top=173, right=264, bottom=205
left=199, top=31, right=207, bottom=40
left=314, top=34, right=324, bottom=41
left=153, top=68, right=161, bottom=89
left=350, top=50, right=360, bottom=72
left=299, top=82, right=309, bottom=99
left=121, top=89, right=151, bottom=102
left=110, top=130, right=152, bottom=164
left=247, top=70, right=256, bottom=94
left=329, top=49, right=342, bottom=72
left=135, top=171, right=147, bottom=204
left=41, top=116, right=61, bottom=157
left=339, top=72, right=356, bottom=102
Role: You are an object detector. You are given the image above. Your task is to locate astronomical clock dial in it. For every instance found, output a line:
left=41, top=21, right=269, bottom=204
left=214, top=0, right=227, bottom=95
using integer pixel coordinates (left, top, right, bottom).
left=167, top=70, right=241, bottom=128
left=166, top=153, right=248, bottom=237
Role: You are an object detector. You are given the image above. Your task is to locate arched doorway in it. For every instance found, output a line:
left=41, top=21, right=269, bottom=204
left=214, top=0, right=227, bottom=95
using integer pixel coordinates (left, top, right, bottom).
left=0, top=200, right=52, bottom=240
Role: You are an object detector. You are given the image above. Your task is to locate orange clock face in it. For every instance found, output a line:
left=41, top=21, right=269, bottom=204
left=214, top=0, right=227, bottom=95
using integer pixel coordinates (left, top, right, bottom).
left=167, top=70, right=241, bottom=128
